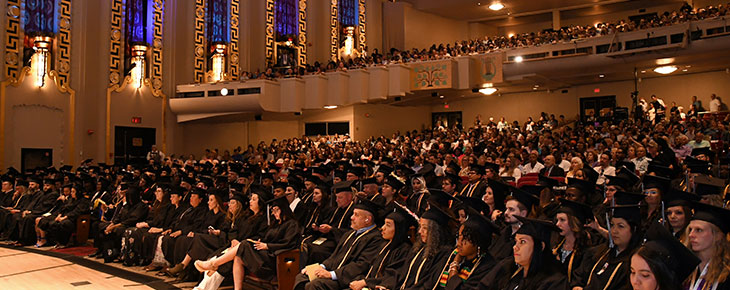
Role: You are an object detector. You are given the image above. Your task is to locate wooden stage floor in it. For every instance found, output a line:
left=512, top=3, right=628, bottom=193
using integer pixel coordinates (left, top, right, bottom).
left=0, top=246, right=184, bottom=289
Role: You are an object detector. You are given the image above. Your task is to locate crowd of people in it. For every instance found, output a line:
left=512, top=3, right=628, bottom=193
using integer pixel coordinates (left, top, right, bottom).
left=0, top=88, right=729, bottom=289
left=239, top=2, right=730, bottom=80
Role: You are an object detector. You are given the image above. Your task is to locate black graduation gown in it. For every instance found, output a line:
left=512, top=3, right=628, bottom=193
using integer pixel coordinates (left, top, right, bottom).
left=39, top=197, right=90, bottom=245
left=344, top=241, right=412, bottom=288
left=442, top=252, right=497, bottom=290
left=406, top=191, right=430, bottom=216
left=553, top=238, right=586, bottom=285
left=236, top=218, right=301, bottom=279
left=96, top=201, right=149, bottom=253
left=456, top=181, right=487, bottom=199
left=571, top=245, right=632, bottom=290
left=172, top=209, right=227, bottom=264
left=126, top=203, right=176, bottom=263
left=17, top=190, right=59, bottom=244
left=294, top=225, right=383, bottom=290
left=369, top=192, right=387, bottom=207
left=293, top=200, right=311, bottom=227
left=489, top=226, right=516, bottom=262
left=385, top=245, right=452, bottom=290
left=301, top=202, right=353, bottom=265
left=0, top=192, right=32, bottom=239
left=161, top=204, right=207, bottom=264
left=480, top=257, right=567, bottom=290
left=0, top=190, right=14, bottom=207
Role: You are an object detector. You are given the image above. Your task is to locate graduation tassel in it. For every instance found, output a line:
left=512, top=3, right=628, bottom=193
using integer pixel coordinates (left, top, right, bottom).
left=661, top=201, right=666, bottom=225
left=266, top=204, right=271, bottom=226
left=604, top=183, right=614, bottom=249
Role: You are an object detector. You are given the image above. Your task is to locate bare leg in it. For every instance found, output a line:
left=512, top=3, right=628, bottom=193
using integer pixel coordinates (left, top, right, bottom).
left=232, top=256, right=245, bottom=290
left=194, top=243, right=240, bottom=272
left=181, top=254, right=192, bottom=267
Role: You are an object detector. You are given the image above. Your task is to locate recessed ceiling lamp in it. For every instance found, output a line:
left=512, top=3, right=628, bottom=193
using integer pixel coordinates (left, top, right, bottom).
left=489, top=2, right=504, bottom=11
left=479, top=83, right=497, bottom=95
left=654, top=65, right=677, bottom=75
left=324, top=105, right=338, bottom=109
left=514, top=56, right=523, bottom=63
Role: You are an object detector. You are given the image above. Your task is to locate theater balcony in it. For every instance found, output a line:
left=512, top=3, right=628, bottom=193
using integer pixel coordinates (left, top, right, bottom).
left=172, top=17, right=730, bottom=121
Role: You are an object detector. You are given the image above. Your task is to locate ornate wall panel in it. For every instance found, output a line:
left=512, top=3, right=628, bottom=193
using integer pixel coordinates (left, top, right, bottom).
left=357, top=0, right=365, bottom=52
left=109, top=0, right=124, bottom=85
left=329, top=0, right=338, bottom=61
left=194, top=0, right=206, bottom=83
left=4, top=0, right=23, bottom=81
left=229, top=0, right=239, bottom=79
left=265, top=0, right=275, bottom=63
left=55, top=0, right=72, bottom=90
left=149, top=0, right=164, bottom=96
left=297, top=0, right=306, bottom=67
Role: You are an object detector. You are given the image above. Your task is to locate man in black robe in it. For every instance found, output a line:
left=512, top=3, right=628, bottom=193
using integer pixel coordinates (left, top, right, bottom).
left=300, top=181, right=356, bottom=265
left=16, top=178, right=60, bottom=245
left=488, top=186, right=537, bottom=262
left=0, top=179, right=30, bottom=240
left=90, top=185, right=149, bottom=262
left=0, top=178, right=42, bottom=242
left=293, top=198, right=383, bottom=290
left=456, top=164, right=487, bottom=199
left=160, top=188, right=208, bottom=265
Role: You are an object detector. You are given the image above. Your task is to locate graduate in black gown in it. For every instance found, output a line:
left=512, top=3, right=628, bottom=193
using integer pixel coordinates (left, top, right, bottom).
left=662, top=188, right=698, bottom=241
left=138, top=186, right=188, bottom=270
left=631, top=222, right=700, bottom=290
left=15, top=178, right=59, bottom=246
left=36, top=184, right=89, bottom=247
left=489, top=186, right=539, bottom=262
left=571, top=202, right=644, bottom=290
left=93, top=185, right=149, bottom=262
left=480, top=216, right=567, bottom=290
left=437, top=205, right=499, bottom=290
left=121, top=184, right=175, bottom=266
left=301, top=181, right=356, bottom=265
left=166, top=190, right=227, bottom=279
left=553, top=198, right=595, bottom=284
left=684, top=202, right=730, bottom=290
left=345, top=202, right=415, bottom=290
left=384, top=205, right=454, bottom=290
left=0, top=179, right=31, bottom=240
left=406, top=175, right=430, bottom=216
left=301, top=185, right=334, bottom=237
left=294, top=198, right=383, bottom=290
left=194, top=195, right=301, bottom=290
left=158, top=188, right=208, bottom=268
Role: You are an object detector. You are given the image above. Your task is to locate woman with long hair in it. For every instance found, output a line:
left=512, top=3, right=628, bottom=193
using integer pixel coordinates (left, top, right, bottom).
left=630, top=222, right=700, bottom=290
left=642, top=175, right=670, bottom=226
left=553, top=199, right=593, bottom=284
left=684, top=202, right=730, bottom=289
left=437, top=206, right=499, bottom=289
left=664, top=189, right=698, bottom=241
left=194, top=195, right=301, bottom=290
left=301, top=185, right=334, bottom=238
left=347, top=203, right=415, bottom=290
left=480, top=216, right=566, bottom=289
left=571, top=203, right=644, bottom=290
left=122, top=184, right=175, bottom=266
left=390, top=206, right=454, bottom=290
left=566, top=157, right=585, bottom=179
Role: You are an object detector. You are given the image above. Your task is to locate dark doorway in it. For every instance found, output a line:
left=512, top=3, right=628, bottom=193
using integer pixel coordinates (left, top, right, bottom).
left=580, top=96, right=616, bottom=124
left=114, top=126, right=156, bottom=166
left=432, top=112, right=462, bottom=130
left=21, top=148, right=52, bottom=173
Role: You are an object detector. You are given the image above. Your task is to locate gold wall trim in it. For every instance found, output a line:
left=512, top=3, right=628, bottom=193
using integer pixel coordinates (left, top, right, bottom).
left=358, top=0, right=365, bottom=53
left=150, top=0, right=164, bottom=97
left=109, top=0, right=124, bottom=86
left=4, top=0, right=22, bottom=81
left=229, top=0, right=240, bottom=79
left=329, top=0, right=338, bottom=61
left=265, top=0, right=274, bottom=64
left=1, top=0, right=76, bottom=169
left=194, top=0, right=206, bottom=83
left=297, top=0, right=307, bottom=67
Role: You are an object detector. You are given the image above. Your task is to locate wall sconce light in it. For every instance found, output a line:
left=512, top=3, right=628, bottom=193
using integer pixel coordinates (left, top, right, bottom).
left=131, top=44, right=147, bottom=88
left=211, top=43, right=227, bottom=83
left=32, top=36, right=52, bottom=87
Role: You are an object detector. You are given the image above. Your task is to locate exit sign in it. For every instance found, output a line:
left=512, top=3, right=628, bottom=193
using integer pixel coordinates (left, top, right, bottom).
left=131, top=117, right=142, bottom=124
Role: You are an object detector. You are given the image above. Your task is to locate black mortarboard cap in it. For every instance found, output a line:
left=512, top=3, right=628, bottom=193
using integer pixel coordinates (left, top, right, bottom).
left=384, top=175, right=405, bottom=190
left=693, top=175, right=724, bottom=196
left=515, top=216, right=560, bottom=246
left=462, top=206, right=499, bottom=248
left=509, top=186, right=539, bottom=211
left=488, top=180, right=509, bottom=211
left=250, top=184, right=274, bottom=202
left=427, top=189, right=457, bottom=209
left=568, top=177, right=597, bottom=198
left=614, top=191, right=645, bottom=205
left=387, top=202, right=419, bottom=228
left=469, top=164, right=485, bottom=175
left=616, top=161, right=636, bottom=173
left=455, top=196, right=489, bottom=214
left=334, top=170, right=346, bottom=180
left=347, top=167, right=365, bottom=177
left=617, top=166, right=640, bottom=187
left=642, top=175, right=670, bottom=194
left=484, top=162, right=499, bottom=173
left=361, top=177, right=377, bottom=185
left=582, top=164, right=599, bottom=183
left=691, top=147, right=715, bottom=160
left=557, top=198, right=594, bottom=224
left=273, top=181, right=288, bottom=190
left=6, top=167, right=20, bottom=175
left=377, top=165, right=394, bottom=175
left=230, top=193, right=246, bottom=204
left=268, top=195, right=293, bottom=217
left=606, top=175, right=632, bottom=190
left=354, top=197, right=384, bottom=223
left=16, top=179, right=29, bottom=187
left=691, top=201, right=730, bottom=233
left=422, top=205, right=454, bottom=229
left=395, top=164, right=415, bottom=176
left=536, top=175, right=559, bottom=188
left=644, top=222, right=701, bottom=283
left=608, top=204, right=643, bottom=226
left=333, top=180, right=355, bottom=193
left=664, top=188, right=701, bottom=207
left=647, top=162, right=673, bottom=178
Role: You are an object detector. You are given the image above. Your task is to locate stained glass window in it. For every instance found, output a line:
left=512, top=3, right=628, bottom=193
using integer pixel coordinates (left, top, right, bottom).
left=275, top=0, right=298, bottom=41
left=125, top=0, right=148, bottom=45
left=207, top=0, right=229, bottom=44
left=24, top=0, right=56, bottom=36
left=338, top=0, right=358, bottom=27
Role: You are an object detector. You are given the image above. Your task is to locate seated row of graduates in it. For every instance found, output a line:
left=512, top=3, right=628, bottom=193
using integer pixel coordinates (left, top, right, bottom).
left=88, top=170, right=730, bottom=290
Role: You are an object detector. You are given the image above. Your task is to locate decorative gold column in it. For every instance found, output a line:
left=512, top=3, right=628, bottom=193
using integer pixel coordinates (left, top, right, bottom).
left=229, top=0, right=240, bottom=79
left=265, top=0, right=275, bottom=63
left=358, top=0, right=366, bottom=52
left=297, top=0, right=307, bottom=67
left=330, top=0, right=338, bottom=61
left=193, top=0, right=206, bottom=83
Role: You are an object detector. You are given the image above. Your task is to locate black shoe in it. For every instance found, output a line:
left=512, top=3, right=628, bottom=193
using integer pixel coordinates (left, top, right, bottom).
left=88, top=250, right=102, bottom=258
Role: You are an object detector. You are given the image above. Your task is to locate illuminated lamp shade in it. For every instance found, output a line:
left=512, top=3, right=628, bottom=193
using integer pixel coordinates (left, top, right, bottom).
left=211, top=43, right=227, bottom=83
left=131, top=45, right=148, bottom=88
left=653, top=65, right=677, bottom=75
left=32, top=36, right=52, bottom=87
left=489, top=2, right=504, bottom=11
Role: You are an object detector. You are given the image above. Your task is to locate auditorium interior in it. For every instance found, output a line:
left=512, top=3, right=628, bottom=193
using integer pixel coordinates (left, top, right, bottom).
left=1, top=0, right=730, bottom=289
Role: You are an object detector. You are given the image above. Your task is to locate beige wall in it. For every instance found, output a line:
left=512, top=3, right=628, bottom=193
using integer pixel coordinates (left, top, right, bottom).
left=403, top=4, right=468, bottom=50
left=353, top=104, right=430, bottom=140
left=433, top=70, right=730, bottom=126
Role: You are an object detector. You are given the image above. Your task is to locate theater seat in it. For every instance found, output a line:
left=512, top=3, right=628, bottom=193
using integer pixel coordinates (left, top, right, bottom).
left=75, top=214, right=91, bottom=245
left=276, top=249, right=300, bottom=290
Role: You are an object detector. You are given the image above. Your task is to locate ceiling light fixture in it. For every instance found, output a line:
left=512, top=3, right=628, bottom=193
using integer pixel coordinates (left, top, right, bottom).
left=489, top=2, right=504, bottom=11
left=324, top=105, right=338, bottom=109
left=479, top=88, right=497, bottom=95
left=599, top=74, right=605, bottom=78
left=514, top=56, right=523, bottom=63
left=220, top=88, right=228, bottom=96
left=653, top=65, right=677, bottom=75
